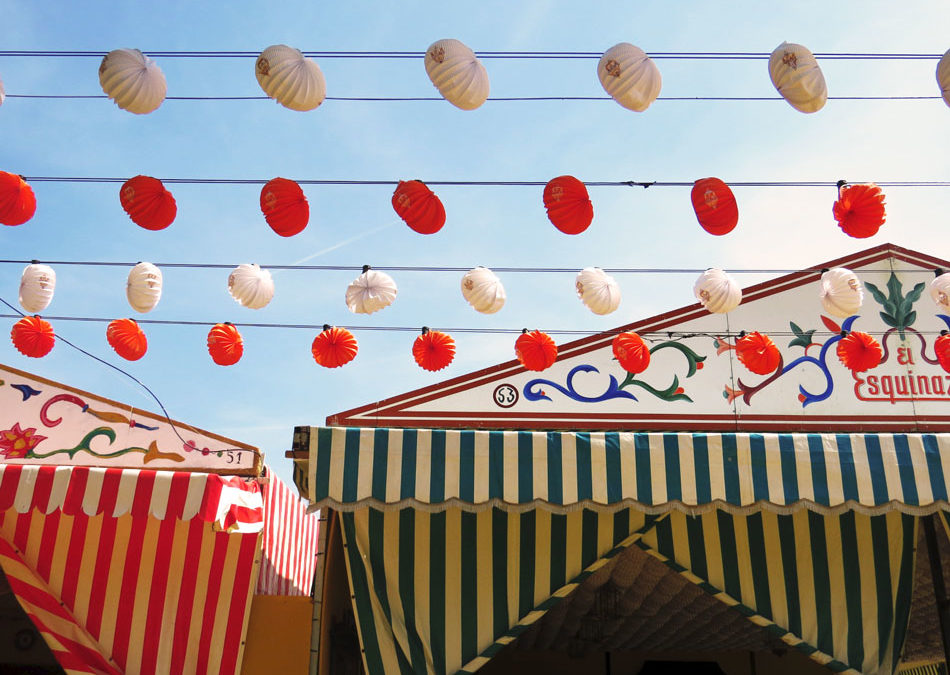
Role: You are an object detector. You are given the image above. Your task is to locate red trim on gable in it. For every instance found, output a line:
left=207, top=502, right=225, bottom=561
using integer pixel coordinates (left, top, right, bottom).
left=328, top=244, right=950, bottom=431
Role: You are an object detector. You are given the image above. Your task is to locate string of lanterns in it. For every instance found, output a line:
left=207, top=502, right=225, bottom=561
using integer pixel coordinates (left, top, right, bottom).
left=0, top=170, right=891, bottom=241
left=10, top=266, right=950, bottom=377
left=3, top=43, right=950, bottom=112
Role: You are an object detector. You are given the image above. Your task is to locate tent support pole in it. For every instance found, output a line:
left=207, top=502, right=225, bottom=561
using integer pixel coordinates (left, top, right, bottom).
left=923, top=514, right=950, bottom=670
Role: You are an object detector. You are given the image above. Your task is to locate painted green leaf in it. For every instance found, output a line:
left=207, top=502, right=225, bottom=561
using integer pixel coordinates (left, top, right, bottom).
left=864, top=281, right=887, bottom=307
left=867, top=274, right=923, bottom=337
left=788, top=321, right=816, bottom=349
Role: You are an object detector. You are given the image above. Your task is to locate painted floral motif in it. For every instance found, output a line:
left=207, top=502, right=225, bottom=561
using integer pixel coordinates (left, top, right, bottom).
left=721, top=272, right=943, bottom=407
left=524, top=340, right=706, bottom=404
left=0, top=423, right=46, bottom=458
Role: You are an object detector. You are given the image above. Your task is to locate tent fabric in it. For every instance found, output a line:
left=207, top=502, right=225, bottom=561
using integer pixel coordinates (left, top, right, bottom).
left=302, top=427, right=950, bottom=675
left=338, top=505, right=659, bottom=675
left=337, top=506, right=916, bottom=675
left=307, top=427, right=950, bottom=516
left=0, top=537, right=122, bottom=675
left=0, top=465, right=264, bottom=675
left=256, top=467, right=320, bottom=596
left=0, top=464, right=265, bottom=531
left=635, top=510, right=916, bottom=675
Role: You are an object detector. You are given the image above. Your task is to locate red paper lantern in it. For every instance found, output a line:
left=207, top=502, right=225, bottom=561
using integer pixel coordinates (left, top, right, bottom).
left=735, top=331, right=780, bottom=375
left=515, top=330, right=558, bottom=371
left=612, top=332, right=650, bottom=374
left=412, top=329, right=455, bottom=372
left=543, top=176, right=593, bottom=235
left=312, top=326, right=358, bottom=368
left=0, top=172, right=37, bottom=226
left=260, top=178, right=309, bottom=237
left=392, top=181, right=446, bottom=235
left=207, top=323, right=244, bottom=366
left=833, top=183, right=886, bottom=239
left=935, top=334, right=950, bottom=373
left=106, top=318, right=148, bottom=361
left=690, top=178, right=738, bottom=236
left=119, top=175, right=177, bottom=231
left=11, top=316, right=54, bottom=358
left=835, top=331, right=881, bottom=372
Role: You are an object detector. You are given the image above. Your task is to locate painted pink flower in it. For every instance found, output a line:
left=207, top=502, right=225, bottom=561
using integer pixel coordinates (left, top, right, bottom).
left=0, top=423, right=46, bottom=458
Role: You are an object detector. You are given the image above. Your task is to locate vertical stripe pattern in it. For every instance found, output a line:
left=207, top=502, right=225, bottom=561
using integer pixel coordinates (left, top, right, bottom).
left=637, top=510, right=917, bottom=675
left=0, top=466, right=264, bottom=675
left=306, top=428, right=950, bottom=513
left=0, top=506, right=260, bottom=675
left=256, top=468, right=320, bottom=596
left=301, top=428, right=936, bottom=675
left=339, top=507, right=652, bottom=675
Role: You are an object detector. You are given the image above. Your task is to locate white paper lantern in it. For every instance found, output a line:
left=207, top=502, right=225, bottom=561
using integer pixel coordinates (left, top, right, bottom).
left=937, top=49, right=950, bottom=108
left=424, top=39, right=490, bottom=110
left=694, top=269, right=742, bottom=313
left=98, top=49, right=167, bottom=114
left=768, top=42, right=827, bottom=113
left=461, top=267, right=505, bottom=314
left=255, top=45, right=326, bottom=112
left=597, top=43, right=662, bottom=112
left=127, top=262, right=162, bottom=313
left=19, top=264, right=55, bottom=314
left=576, top=267, right=621, bottom=315
left=820, top=267, right=863, bottom=318
left=228, top=264, right=275, bottom=310
left=346, top=268, right=397, bottom=314
left=931, top=272, right=950, bottom=311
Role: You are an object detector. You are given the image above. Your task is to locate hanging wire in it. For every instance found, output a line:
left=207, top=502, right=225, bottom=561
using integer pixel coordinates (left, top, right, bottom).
left=3, top=313, right=948, bottom=340
left=0, top=259, right=933, bottom=274
left=0, top=296, right=256, bottom=451
left=17, top=177, right=950, bottom=187
left=5, top=94, right=942, bottom=102
left=0, top=50, right=944, bottom=60
left=4, top=313, right=939, bottom=338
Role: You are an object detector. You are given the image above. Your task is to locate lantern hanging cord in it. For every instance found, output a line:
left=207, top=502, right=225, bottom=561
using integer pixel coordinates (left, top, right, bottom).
left=0, top=296, right=248, bottom=453
left=0, top=50, right=944, bottom=60
left=17, top=177, right=950, bottom=188
left=0, top=259, right=935, bottom=275
left=2, top=313, right=948, bottom=340
left=5, top=93, right=942, bottom=102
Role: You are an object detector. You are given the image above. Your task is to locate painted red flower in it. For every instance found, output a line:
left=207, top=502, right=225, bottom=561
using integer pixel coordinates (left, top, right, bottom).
left=836, top=331, right=882, bottom=372
left=0, top=423, right=46, bottom=458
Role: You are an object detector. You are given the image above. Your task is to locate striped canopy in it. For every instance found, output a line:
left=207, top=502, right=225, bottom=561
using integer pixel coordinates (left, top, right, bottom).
left=0, top=464, right=264, bottom=675
left=301, top=427, right=950, bottom=675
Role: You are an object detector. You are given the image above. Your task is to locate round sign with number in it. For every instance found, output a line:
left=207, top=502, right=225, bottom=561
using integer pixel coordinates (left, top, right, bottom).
left=493, top=383, right=519, bottom=408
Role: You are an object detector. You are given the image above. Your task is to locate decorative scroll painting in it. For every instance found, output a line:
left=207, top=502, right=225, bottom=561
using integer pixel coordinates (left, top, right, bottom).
left=0, top=363, right=260, bottom=474
left=330, top=244, right=950, bottom=431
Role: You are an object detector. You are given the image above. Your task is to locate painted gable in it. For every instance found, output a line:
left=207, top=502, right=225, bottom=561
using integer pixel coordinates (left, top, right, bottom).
left=329, top=244, right=950, bottom=432
left=0, top=363, right=260, bottom=473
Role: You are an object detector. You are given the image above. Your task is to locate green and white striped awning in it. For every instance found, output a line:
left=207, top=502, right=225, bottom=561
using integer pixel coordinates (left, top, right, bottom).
left=305, top=427, right=950, bottom=516
left=301, top=427, right=950, bottom=675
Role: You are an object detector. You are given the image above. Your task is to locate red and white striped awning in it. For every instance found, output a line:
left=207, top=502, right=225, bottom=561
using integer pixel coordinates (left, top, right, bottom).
left=0, top=464, right=264, bottom=675
left=256, top=468, right=319, bottom=596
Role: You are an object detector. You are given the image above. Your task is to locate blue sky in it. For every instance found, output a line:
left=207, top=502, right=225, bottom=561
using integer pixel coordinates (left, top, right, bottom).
left=2, top=1, right=950, bottom=486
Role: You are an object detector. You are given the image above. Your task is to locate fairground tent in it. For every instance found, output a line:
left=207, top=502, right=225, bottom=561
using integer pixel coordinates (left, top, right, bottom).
left=0, top=363, right=319, bottom=675
left=291, top=244, right=950, bottom=675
